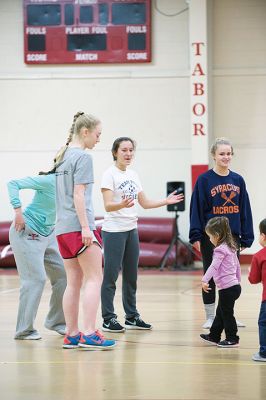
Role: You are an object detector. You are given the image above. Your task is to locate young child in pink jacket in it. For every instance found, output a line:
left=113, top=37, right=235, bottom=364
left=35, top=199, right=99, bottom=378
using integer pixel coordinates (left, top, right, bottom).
left=200, top=216, right=241, bottom=348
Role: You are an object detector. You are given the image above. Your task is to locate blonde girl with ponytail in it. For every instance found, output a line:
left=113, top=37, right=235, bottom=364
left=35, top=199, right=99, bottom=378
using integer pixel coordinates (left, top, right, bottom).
left=55, top=111, right=115, bottom=350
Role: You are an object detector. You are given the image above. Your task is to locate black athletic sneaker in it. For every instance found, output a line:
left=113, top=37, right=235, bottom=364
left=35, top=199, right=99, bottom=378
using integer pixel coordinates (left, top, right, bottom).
left=217, top=339, right=239, bottom=348
left=102, top=317, right=125, bottom=332
left=200, top=333, right=219, bottom=346
left=125, top=316, right=152, bottom=330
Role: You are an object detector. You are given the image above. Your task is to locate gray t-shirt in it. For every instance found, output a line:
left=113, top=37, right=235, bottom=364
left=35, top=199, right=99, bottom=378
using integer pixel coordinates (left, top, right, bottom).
left=55, top=147, right=96, bottom=235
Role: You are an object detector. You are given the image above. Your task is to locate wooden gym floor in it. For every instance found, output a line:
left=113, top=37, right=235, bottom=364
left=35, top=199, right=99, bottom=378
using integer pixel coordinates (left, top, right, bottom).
left=0, top=266, right=265, bottom=400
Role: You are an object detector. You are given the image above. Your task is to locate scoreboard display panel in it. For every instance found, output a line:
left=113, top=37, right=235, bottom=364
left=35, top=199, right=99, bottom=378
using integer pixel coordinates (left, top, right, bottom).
left=23, top=0, right=151, bottom=64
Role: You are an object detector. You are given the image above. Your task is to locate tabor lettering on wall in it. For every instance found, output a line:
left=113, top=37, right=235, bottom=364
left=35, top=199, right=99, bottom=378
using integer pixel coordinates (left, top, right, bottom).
left=190, top=0, right=209, bottom=186
left=23, top=0, right=151, bottom=64
left=191, top=41, right=207, bottom=136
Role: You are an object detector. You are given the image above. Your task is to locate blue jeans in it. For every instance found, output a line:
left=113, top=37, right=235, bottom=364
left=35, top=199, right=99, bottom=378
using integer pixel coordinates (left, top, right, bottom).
left=259, top=300, right=266, bottom=357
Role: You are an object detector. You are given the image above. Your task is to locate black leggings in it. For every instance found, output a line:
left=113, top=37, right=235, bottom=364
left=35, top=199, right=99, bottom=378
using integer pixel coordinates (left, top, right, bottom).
left=210, top=284, right=241, bottom=342
left=200, top=233, right=240, bottom=305
left=200, top=233, right=216, bottom=304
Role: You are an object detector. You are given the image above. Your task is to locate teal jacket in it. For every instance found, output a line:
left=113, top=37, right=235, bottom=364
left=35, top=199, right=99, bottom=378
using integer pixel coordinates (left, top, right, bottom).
left=7, top=174, right=56, bottom=236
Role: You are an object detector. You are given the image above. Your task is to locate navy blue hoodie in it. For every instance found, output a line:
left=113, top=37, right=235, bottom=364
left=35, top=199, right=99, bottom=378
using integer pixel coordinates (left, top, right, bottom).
left=189, top=169, right=254, bottom=248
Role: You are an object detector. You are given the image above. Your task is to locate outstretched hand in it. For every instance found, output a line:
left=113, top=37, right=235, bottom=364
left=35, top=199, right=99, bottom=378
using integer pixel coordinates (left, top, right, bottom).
left=166, top=190, right=184, bottom=205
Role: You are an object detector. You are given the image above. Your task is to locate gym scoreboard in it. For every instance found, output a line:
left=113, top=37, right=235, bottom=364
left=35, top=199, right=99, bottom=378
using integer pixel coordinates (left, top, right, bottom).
left=23, top=0, right=151, bottom=64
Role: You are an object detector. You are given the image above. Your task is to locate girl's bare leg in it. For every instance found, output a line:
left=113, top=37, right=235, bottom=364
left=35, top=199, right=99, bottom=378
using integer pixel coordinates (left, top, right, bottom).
left=77, top=244, right=103, bottom=335
left=63, top=258, right=83, bottom=336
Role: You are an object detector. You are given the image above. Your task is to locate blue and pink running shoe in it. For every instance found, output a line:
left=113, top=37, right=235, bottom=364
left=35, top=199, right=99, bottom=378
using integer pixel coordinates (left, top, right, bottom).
left=62, top=332, right=81, bottom=349
left=78, top=330, right=116, bottom=350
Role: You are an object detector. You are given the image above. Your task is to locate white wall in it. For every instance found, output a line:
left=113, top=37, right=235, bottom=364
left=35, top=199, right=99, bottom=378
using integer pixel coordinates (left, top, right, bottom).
left=0, top=0, right=266, bottom=253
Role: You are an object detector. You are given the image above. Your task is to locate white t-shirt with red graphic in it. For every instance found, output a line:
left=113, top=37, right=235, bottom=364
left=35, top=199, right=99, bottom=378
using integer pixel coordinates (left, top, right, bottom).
left=101, top=165, right=143, bottom=232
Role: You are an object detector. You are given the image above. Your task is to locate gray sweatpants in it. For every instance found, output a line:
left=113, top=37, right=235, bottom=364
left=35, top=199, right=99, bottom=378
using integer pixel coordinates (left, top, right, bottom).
left=9, top=224, right=66, bottom=338
left=101, top=229, right=140, bottom=321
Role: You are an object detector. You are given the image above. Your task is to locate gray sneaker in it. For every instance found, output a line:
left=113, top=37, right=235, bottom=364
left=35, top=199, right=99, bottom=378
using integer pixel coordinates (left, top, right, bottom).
left=252, top=352, right=266, bottom=362
left=55, top=328, right=66, bottom=336
left=15, top=332, right=42, bottom=340
left=45, top=324, right=66, bottom=336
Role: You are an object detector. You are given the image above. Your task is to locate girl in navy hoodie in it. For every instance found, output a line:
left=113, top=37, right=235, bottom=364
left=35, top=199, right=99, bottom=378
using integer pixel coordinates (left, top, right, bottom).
left=189, top=137, right=254, bottom=328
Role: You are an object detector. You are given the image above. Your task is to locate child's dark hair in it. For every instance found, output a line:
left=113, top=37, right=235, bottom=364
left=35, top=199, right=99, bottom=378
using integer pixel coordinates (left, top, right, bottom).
left=259, top=219, right=266, bottom=235
left=205, top=216, right=238, bottom=251
left=111, top=137, right=136, bottom=161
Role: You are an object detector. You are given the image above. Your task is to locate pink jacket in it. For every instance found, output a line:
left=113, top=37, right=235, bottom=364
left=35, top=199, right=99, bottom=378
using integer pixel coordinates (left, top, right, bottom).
left=202, top=243, right=241, bottom=290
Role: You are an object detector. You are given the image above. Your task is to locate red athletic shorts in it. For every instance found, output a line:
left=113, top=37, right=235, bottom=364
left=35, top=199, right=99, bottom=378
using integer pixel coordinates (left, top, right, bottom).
left=56, top=230, right=102, bottom=259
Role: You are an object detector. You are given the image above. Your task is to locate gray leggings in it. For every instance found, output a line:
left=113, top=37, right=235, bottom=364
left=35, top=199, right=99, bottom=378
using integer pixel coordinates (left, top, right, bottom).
left=9, top=224, right=66, bottom=338
left=101, top=229, right=140, bottom=321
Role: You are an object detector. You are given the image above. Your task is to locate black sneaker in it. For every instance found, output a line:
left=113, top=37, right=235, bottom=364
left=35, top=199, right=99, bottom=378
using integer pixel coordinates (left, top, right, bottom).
left=102, top=317, right=125, bottom=332
left=125, top=316, right=152, bottom=330
left=200, top=333, right=219, bottom=346
left=217, top=339, right=239, bottom=348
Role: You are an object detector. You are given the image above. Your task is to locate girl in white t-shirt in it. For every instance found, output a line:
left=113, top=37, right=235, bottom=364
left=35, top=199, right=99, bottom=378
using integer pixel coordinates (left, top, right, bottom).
left=101, top=137, right=184, bottom=332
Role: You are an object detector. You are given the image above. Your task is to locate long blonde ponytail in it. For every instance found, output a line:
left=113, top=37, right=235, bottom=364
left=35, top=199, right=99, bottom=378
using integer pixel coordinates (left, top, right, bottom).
left=39, top=112, right=100, bottom=175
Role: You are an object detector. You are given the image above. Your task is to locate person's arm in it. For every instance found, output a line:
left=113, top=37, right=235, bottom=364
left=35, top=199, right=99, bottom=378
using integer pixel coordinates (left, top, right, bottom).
left=7, top=176, right=51, bottom=232
left=101, top=189, right=134, bottom=212
left=239, top=178, right=254, bottom=248
left=138, top=190, right=184, bottom=210
left=73, top=184, right=94, bottom=246
left=248, top=255, right=262, bottom=284
left=189, top=178, right=206, bottom=246
left=7, top=176, right=50, bottom=209
left=202, top=247, right=225, bottom=283
left=101, top=167, right=135, bottom=212
left=72, top=154, right=97, bottom=245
